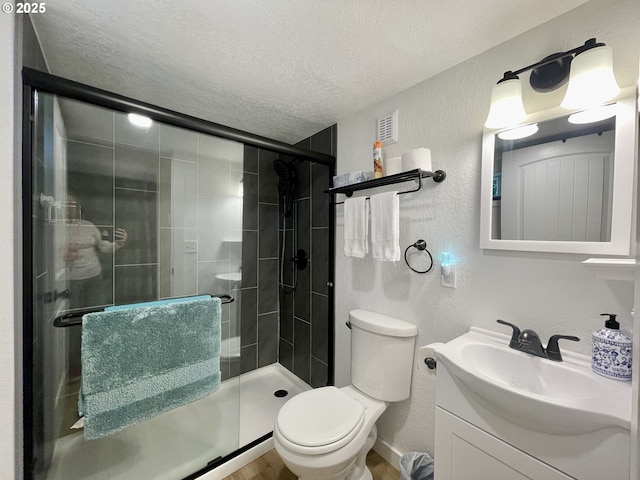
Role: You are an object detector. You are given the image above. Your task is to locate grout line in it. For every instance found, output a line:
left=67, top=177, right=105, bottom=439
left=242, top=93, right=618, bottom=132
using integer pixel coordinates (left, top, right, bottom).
left=115, top=262, right=159, bottom=267
left=293, top=315, right=310, bottom=325
left=310, top=355, right=328, bottom=366
left=112, top=112, right=116, bottom=305
left=65, top=137, right=112, bottom=149
left=156, top=127, right=161, bottom=300
left=196, top=133, right=200, bottom=295
left=114, top=186, right=158, bottom=194
left=159, top=155, right=196, bottom=164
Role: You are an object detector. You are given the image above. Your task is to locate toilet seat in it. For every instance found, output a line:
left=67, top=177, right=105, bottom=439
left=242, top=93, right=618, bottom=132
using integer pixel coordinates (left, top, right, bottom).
left=276, top=386, right=365, bottom=455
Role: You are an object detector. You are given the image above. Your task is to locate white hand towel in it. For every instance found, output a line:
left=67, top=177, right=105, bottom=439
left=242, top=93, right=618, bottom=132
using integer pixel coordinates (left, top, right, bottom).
left=344, top=196, right=369, bottom=258
left=370, top=191, right=400, bottom=261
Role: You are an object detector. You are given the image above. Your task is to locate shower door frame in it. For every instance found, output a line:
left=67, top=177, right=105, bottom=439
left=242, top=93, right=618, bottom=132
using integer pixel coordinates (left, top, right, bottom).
left=21, top=67, right=336, bottom=480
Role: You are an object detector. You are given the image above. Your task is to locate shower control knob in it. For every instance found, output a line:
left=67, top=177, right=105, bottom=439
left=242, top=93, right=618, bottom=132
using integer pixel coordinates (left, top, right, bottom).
left=292, top=249, right=308, bottom=271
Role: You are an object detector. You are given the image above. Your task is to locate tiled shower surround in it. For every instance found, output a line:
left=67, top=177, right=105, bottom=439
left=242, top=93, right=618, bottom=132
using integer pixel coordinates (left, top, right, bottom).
left=65, top=117, right=334, bottom=384
left=241, top=126, right=335, bottom=387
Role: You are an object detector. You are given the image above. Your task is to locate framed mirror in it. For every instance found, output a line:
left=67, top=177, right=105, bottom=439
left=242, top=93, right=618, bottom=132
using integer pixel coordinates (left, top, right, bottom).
left=480, top=88, right=636, bottom=254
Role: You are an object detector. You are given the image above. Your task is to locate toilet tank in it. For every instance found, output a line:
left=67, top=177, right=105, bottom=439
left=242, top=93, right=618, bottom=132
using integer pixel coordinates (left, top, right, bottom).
left=349, top=309, right=418, bottom=402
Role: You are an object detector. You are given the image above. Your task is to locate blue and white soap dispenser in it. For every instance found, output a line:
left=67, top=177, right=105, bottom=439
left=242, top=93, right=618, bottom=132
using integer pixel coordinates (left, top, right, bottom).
left=592, top=313, right=632, bottom=381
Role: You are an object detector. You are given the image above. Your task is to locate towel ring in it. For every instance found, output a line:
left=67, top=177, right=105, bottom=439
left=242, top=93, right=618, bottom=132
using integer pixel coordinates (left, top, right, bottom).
left=404, top=239, right=434, bottom=274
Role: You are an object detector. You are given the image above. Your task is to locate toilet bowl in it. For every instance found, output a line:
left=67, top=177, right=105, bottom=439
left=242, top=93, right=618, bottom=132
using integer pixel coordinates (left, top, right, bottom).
left=274, top=386, right=386, bottom=480
left=274, top=309, right=417, bottom=480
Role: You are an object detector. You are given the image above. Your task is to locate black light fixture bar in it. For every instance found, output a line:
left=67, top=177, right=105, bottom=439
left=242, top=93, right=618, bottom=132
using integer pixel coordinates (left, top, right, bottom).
left=496, top=38, right=604, bottom=91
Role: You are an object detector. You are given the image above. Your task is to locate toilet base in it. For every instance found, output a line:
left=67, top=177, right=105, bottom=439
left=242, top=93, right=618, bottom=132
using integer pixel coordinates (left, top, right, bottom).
left=345, top=425, right=377, bottom=480
left=293, top=425, right=378, bottom=480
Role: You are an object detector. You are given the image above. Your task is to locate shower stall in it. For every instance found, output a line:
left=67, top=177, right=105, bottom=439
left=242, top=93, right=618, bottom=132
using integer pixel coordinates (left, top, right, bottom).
left=22, top=68, right=335, bottom=480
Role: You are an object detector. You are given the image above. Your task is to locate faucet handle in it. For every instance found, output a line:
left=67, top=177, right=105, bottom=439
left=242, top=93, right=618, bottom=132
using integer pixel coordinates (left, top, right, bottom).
left=496, top=319, right=521, bottom=348
left=546, top=335, right=580, bottom=362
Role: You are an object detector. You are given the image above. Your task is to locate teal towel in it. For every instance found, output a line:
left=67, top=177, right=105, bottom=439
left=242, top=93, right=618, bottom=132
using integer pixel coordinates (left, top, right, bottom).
left=79, top=297, right=221, bottom=440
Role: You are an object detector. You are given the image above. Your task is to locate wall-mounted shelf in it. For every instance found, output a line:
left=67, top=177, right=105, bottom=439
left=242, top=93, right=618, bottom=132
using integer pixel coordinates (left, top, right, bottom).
left=582, top=258, right=635, bottom=282
left=325, top=168, right=446, bottom=199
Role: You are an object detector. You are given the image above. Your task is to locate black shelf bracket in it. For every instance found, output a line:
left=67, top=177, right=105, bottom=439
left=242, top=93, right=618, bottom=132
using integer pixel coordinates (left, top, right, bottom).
left=325, top=169, right=446, bottom=201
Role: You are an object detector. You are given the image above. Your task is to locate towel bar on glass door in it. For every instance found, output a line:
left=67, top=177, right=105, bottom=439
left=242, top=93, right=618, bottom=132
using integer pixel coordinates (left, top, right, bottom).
left=52, top=293, right=234, bottom=328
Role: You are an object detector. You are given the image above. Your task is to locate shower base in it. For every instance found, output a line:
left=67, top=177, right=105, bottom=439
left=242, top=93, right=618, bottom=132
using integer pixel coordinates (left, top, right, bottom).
left=45, top=363, right=310, bottom=480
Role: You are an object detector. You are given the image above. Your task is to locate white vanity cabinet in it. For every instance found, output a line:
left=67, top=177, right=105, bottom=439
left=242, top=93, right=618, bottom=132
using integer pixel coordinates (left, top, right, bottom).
left=435, top=408, right=572, bottom=480
left=434, top=350, right=630, bottom=480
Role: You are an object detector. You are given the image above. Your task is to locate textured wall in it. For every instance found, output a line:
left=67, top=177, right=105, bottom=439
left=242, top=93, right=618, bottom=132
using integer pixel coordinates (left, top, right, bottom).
left=335, top=0, right=639, bottom=457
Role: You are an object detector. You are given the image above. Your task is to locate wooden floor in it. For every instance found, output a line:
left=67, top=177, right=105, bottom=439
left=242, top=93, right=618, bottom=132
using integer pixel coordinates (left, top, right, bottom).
left=224, top=449, right=399, bottom=480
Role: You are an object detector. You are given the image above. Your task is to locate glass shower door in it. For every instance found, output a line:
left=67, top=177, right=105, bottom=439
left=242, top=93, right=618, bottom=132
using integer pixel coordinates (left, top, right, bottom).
left=29, top=91, right=243, bottom=480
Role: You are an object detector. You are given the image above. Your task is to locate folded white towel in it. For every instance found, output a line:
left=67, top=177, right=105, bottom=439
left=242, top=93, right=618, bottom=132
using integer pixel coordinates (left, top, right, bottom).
left=344, top=196, right=369, bottom=258
left=370, top=191, right=400, bottom=262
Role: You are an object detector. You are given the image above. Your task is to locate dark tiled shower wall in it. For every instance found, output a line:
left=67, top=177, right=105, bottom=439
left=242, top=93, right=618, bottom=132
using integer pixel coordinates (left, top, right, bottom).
left=238, top=126, right=334, bottom=387
left=280, top=126, right=335, bottom=387
left=239, top=147, right=280, bottom=375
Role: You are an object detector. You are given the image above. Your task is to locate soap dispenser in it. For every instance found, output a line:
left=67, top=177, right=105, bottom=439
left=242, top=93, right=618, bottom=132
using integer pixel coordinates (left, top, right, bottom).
left=592, top=313, right=632, bottom=381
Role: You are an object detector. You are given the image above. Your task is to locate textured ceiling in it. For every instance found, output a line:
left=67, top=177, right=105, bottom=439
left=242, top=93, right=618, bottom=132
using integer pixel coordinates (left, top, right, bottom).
left=31, top=0, right=588, bottom=143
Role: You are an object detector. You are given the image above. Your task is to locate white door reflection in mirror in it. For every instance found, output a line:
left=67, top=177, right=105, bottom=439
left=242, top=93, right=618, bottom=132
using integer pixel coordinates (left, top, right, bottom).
left=500, top=131, right=613, bottom=242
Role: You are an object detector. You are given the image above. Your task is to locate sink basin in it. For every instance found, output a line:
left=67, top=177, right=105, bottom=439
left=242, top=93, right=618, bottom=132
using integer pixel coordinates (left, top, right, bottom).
left=437, top=327, right=631, bottom=435
left=461, top=344, right=599, bottom=400
left=215, top=272, right=242, bottom=282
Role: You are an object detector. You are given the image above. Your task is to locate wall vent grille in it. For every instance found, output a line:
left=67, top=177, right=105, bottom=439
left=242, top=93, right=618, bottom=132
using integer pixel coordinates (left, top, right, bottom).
left=377, top=109, right=398, bottom=146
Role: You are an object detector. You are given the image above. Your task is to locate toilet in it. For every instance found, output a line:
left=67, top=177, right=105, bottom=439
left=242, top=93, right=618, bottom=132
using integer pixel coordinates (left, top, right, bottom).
left=274, top=309, right=418, bottom=480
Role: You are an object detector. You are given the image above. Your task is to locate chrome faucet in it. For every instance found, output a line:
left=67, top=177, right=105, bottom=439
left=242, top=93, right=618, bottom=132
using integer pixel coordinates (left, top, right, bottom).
left=496, top=319, right=579, bottom=362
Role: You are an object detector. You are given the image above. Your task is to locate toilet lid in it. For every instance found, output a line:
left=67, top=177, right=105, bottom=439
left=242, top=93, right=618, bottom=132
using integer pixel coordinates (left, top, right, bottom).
left=277, top=386, right=365, bottom=448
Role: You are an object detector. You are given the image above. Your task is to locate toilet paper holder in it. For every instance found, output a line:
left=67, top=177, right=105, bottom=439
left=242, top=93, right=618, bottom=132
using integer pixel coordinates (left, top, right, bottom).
left=424, top=357, right=437, bottom=370
left=417, top=343, right=443, bottom=377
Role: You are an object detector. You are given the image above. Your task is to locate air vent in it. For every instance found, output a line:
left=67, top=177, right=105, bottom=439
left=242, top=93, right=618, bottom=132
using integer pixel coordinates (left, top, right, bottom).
left=377, top=109, right=398, bottom=146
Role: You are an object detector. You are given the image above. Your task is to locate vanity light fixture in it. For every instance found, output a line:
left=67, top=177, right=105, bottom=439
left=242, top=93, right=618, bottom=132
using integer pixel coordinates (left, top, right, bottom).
left=128, top=113, right=153, bottom=129
left=567, top=103, right=617, bottom=125
left=484, top=75, right=527, bottom=129
left=497, top=123, right=539, bottom=140
left=485, top=38, right=620, bottom=130
left=560, top=44, right=620, bottom=109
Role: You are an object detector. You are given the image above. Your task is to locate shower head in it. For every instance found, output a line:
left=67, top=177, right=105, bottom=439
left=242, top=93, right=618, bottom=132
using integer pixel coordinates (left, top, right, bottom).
left=273, top=158, right=297, bottom=217
left=274, top=158, right=295, bottom=182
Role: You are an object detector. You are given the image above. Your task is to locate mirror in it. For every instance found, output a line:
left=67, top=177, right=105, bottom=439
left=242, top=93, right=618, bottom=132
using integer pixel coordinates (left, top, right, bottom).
left=480, top=88, right=636, bottom=254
